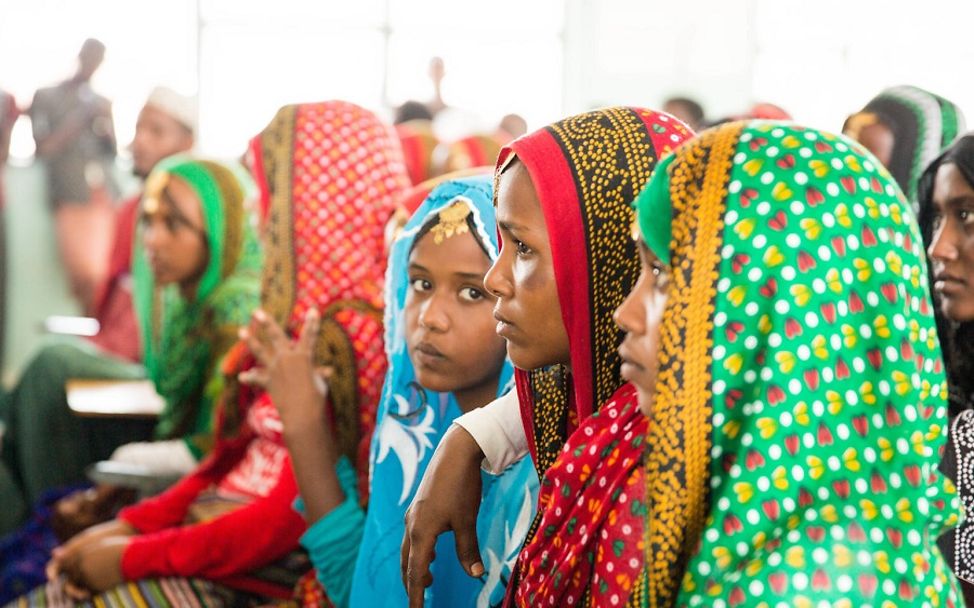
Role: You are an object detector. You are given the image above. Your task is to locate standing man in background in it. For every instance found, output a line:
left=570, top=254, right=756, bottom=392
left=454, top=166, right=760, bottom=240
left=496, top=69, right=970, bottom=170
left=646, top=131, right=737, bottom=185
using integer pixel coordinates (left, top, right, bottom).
left=30, top=38, right=118, bottom=313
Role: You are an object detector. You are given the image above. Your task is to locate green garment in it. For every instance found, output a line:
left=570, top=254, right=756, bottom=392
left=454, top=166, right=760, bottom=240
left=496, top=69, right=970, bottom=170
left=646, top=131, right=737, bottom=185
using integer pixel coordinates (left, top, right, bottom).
left=132, top=157, right=263, bottom=457
left=0, top=158, right=261, bottom=530
left=636, top=121, right=961, bottom=607
left=0, top=340, right=150, bottom=532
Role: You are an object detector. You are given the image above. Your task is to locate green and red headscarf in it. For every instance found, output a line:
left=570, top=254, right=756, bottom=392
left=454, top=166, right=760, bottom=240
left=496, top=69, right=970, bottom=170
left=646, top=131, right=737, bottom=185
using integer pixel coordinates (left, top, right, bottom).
left=638, top=121, right=961, bottom=607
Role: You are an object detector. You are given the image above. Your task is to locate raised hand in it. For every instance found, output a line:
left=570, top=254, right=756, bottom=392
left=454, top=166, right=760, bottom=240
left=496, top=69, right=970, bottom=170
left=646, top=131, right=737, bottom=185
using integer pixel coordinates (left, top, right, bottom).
left=239, top=308, right=331, bottom=429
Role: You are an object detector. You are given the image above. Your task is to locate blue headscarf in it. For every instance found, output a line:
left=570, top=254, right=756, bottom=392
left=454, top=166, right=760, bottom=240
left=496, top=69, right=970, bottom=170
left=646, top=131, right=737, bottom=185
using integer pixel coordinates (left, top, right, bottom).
left=350, top=175, right=539, bottom=607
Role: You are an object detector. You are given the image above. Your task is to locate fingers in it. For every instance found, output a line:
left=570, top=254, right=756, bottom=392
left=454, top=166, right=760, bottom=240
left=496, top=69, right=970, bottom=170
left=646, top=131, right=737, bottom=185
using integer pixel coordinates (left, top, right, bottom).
left=401, top=512, right=437, bottom=608
left=238, top=367, right=270, bottom=388
left=63, top=578, right=91, bottom=601
left=453, top=519, right=485, bottom=578
left=45, top=550, right=63, bottom=583
left=297, top=308, right=321, bottom=352
left=240, top=324, right=270, bottom=366
left=255, top=309, right=290, bottom=351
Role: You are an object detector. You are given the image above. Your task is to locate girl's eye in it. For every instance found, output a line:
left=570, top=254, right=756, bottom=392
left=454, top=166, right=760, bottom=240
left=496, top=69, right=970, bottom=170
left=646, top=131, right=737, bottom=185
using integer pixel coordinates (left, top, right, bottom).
left=410, top=278, right=432, bottom=292
left=960, top=209, right=974, bottom=225
left=459, top=287, right=485, bottom=302
left=514, top=239, right=531, bottom=256
left=931, top=212, right=944, bottom=231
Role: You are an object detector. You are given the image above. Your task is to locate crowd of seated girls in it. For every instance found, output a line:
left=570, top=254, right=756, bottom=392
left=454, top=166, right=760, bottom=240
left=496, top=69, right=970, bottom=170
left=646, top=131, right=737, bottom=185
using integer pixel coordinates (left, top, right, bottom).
left=0, top=81, right=973, bottom=608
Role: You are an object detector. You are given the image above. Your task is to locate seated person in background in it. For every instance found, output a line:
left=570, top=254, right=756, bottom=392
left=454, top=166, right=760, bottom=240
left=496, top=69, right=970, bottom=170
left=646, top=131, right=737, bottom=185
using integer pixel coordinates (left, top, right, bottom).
left=9, top=99, right=409, bottom=604
left=498, top=113, right=527, bottom=139
left=0, top=157, right=262, bottom=537
left=434, top=114, right=527, bottom=175
left=89, top=86, right=197, bottom=362
left=663, top=95, right=705, bottom=131
left=395, top=101, right=439, bottom=185
left=843, top=85, right=965, bottom=204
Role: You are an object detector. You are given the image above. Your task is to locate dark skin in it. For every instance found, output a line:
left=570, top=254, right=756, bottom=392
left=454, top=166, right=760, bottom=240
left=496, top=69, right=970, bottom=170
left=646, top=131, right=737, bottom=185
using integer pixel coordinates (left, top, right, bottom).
left=928, top=162, right=974, bottom=322
left=401, top=160, right=571, bottom=607
left=406, top=229, right=507, bottom=412
left=131, top=104, right=194, bottom=178
left=44, top=178, right=210, bottom=600
left=613, top=240, right=669, bottom=415
left=241, top=215, right=509, bottom=527
left=140, top=176, right=210, bottom=300
left=850, top=121, right=894, bottom=170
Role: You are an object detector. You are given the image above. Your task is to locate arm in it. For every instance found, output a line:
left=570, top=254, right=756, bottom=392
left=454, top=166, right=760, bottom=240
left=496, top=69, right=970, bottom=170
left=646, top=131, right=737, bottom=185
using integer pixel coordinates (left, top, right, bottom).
left=116, top=456, right=221, bottom=534
left=401, top=423, right=488, bottom=608
left=120, top=456, right=304, bottom=580
left=240, top=308, right=347, bottom=521
left=297, top=455, right=365, bottom=608
left=453, top=389, right=528, bottom=474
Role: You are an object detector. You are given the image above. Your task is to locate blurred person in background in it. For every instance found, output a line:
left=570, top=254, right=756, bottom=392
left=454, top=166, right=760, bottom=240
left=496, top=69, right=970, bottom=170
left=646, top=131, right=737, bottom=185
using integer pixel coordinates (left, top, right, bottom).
left=30, top=38, right=118, bottom=313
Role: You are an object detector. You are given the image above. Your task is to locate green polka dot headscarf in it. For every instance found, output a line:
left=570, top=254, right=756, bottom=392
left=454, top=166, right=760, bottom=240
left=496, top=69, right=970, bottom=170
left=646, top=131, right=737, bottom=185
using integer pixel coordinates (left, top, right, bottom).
left=634, top=121, right=961, bottom=607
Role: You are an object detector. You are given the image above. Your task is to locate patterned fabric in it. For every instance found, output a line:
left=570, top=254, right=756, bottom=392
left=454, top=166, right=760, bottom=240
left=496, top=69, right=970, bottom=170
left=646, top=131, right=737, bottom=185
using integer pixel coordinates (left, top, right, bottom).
left=499, top=107, right=692, bottom=478
left=396, top=120, right=439, bottom=185
left=637, top=120, right=961, bottom=607
left=216, top=397, right=288, bottom=499
left=512, top=383, right=648, bottom=608
left=946, top=410, right=974, bottom=587
left=5, top=576, right=261, bottom=607
left=248, top=101, right=410, bottom=493
left=846, top=85, right=965, bottom=203
left=132, top=157, right=263, bottom=457
left=352, top=175, right=539, bottom=608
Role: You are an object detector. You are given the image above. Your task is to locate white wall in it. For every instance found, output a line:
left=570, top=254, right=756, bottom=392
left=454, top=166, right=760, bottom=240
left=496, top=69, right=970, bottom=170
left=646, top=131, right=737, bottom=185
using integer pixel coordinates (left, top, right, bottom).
left=563, top=0, right=974, bottom=133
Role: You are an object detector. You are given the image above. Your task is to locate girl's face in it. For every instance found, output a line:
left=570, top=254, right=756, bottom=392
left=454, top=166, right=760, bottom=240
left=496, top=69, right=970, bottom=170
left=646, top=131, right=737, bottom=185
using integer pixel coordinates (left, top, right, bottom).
left=484, top=161, right=571, bottom=371
left=613, top=241, right=669, bottom=416
left=140, top=175, right=209, bottom=291
left=405, top=223, right=508, bottom=412
left=928, top=162, right=974, bottom=322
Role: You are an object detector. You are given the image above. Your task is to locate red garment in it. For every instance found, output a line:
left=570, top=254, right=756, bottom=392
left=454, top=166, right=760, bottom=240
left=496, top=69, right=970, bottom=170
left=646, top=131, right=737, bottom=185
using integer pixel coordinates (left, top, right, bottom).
left=395, top=120, right=438, bottom=185
left=498, top=108, right=693, bottom=471
left=88, top=194, right=140, bottom=361
left=116, top=101, right=409, bottom=600
left=443, top=133, right=503, bottom=173
left=510, top=384, right=647, bottom=607
left=118, top=394, right=305, bottom=599
left=250, top=102, right=409, bottom=500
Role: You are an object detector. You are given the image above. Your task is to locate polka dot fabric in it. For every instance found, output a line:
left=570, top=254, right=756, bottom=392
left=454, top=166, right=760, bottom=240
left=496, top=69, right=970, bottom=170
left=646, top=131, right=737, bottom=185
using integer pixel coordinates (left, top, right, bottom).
left=642, top=121, right=962, bottom=607
left=512, top=384, right=648, bottom=608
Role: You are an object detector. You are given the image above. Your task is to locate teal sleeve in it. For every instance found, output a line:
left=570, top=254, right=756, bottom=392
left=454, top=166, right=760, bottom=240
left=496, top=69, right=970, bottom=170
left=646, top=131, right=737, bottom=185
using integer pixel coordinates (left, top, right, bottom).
left=292, top=456, right=365, bottom=608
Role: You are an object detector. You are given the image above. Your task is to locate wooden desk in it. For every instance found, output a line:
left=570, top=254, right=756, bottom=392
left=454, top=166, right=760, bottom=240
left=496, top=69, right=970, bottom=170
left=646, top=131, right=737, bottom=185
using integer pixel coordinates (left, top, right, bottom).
left=66, top=379, right=164, bottom=419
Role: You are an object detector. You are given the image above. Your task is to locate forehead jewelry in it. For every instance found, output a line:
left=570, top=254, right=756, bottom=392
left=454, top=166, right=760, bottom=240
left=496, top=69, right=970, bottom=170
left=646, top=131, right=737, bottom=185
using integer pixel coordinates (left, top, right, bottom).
left=143, top=171, right=171, bottom=215
left=430, top=201, right=472, bottom=245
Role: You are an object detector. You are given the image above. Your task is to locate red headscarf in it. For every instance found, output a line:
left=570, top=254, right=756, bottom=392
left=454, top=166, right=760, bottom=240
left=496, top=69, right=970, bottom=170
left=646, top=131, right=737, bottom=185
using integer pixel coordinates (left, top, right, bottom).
left=496, top=107, right=693, bottom=475
left=244, top=101, right=411, bottom=494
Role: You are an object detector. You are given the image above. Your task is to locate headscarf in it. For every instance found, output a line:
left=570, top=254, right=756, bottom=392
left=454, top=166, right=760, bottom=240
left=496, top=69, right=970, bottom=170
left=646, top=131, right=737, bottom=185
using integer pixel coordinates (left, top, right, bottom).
left=396, top=119, right=440, bottom=185
left=245, top=101, right=410, bottom=491
left=917, top=133, right=974, bottom=415
left=637, top=120, right=961, bottom=606
left=917, top=134, right=974, bottom=600
left=352, top=175, right=538, bottom=608
left=498, top=107, right=693, bottom=477
left=132, top=156, right=262, bottom=457
left=845, top=85, right=965, bottom=203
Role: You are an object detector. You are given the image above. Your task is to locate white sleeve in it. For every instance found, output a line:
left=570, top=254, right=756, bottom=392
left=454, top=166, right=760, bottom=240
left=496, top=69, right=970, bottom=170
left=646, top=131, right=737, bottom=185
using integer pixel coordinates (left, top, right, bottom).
left=453, top=389, right=530, bottom=475
left=109, top=439, right=199, bottom=477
